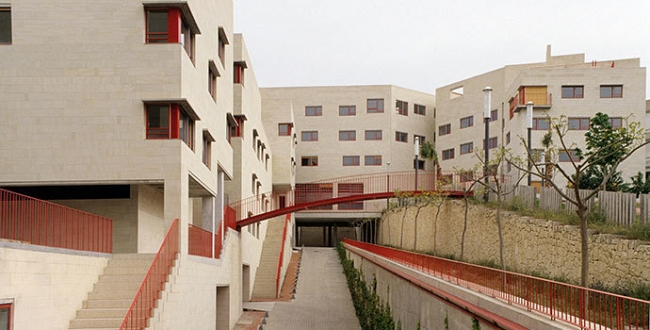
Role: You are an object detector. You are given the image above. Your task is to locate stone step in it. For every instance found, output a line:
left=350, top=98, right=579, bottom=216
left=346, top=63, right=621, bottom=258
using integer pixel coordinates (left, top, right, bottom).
left=97, top=273, right=146, bottom=284
left=69, top=317, right=123, bottom=329
left=102, top=265, right=151, bottom=275
left=87, top=290, right=139, bottom=300
left=93, top=281, right=142, bottom=292
left=76, top=308, right=127, bottom=319
left=111, top=253, right=156, bottom=261
left=83, top=299, right=132, bottom=309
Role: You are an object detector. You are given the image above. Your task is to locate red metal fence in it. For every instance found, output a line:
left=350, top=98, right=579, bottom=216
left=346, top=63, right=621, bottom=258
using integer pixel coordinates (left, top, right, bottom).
left=343, top=239, right=650, bottom=330
left=0, top=188, right=113, bottom=253
left=120, top=219, right=179, bottom=330
left=188, top=206, right=237, bottom=259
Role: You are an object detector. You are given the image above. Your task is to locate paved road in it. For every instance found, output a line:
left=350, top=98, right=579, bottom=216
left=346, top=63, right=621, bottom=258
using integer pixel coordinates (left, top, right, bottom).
left=264, top=247, right=361, bottom=330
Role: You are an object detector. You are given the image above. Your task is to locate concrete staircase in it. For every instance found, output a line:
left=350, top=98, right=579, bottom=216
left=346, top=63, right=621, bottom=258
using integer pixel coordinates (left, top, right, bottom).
left=68, top=254, right=155, bottom=330
left=251, top=216, right=286, bottom=299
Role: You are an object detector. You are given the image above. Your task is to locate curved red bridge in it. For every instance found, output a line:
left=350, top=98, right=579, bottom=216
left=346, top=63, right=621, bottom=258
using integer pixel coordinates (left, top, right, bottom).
left=230, top=170, right=474, bottom=229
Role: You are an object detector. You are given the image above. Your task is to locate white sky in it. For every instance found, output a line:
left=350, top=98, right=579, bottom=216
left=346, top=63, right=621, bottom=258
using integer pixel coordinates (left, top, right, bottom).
left=234, top=0, right=650, bottom=96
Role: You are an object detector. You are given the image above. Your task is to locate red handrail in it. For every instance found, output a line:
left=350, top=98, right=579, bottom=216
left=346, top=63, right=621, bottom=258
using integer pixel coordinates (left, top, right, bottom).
left=344, top=239, right=650, bottom=330
left=120, top=219, right=179, bottom=330
left=275, top=214, right=291, bottom=298
left=0, top=188, right=113, bottom=253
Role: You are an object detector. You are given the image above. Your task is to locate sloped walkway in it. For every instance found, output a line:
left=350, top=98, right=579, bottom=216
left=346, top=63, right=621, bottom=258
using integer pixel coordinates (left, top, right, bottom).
left=263, top=247, right=361, bottom=330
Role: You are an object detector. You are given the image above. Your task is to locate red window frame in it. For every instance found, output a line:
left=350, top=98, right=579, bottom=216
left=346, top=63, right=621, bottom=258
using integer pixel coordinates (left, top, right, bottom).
left=202, top=135, right=211, bottom=168
left=301, top=131, right=318, bottom=141
left=305, top=106, right=322, bottom=116
left=438, top=124, right=451, bottom=136
left=600, top=85, right=623, bottom=98
left=0, top=303, right=12, bottom=330
left=278, top=123, right=291, bottom=136
left=414, top=135, right=425, bottom=144
left=145, top=103, right=194, bottom=149
left=339, top=130, right=356, bottom=141
left=414, top=104, right=426, bottom=115
left=562, top=86, right=584, bottom=99
left=365, top=130, right=382, bottom=141
left=460, top=142, right=473, bottom=155
left=490, top=109, right=498, bottom=122
left=483, top=137, right=497, bottom=150
left=218, top=27, right=228, bottom=65
left=234, top=62, right=245, bottom=84
left=559, top=150, right=580, bottom=162
left=342, top=156, right=360, bottom=166
left=301, top=156, right=318, bottom=167
left=396, top=100, right=408, bottom=116
left=460, top=116, right=473, bottom=128
left=442, top=148, right=454, bottom=160
left=339, top=105, right=356, bottom=116
left=395, top=131, right=408, bottom=143
left=367, top=99, right=384, bottom=113
left=533, top=118, right=550, bottom=130
left=364, top=155, right=382, bottom=166
left=609, top=117, right=623, bottom=128
left=568, top=117, right=590, bottom=130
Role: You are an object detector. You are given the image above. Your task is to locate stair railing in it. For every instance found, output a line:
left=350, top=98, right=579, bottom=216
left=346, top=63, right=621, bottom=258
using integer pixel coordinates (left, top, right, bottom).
left=275, top=214, right=292, bottom=298
left=120, top=219, right=179, bottom=330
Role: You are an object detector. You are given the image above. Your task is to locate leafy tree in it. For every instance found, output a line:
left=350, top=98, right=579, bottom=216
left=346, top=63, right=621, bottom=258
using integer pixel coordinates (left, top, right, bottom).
left=574, top=166, right=624, bottom=191
left=621, top=171, right=650, bottom=196
left=419, top=141, right=438, bottom=164
left=514, top=113, right=647, bottom=287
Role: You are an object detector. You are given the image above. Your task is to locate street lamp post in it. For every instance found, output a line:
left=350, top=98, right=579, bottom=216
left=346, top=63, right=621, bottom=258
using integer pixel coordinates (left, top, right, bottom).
left=414, top=137, right=420, bottom=191
left=526, top=101, right=533, bottom=186
left=483, top=86, right=492, bottom=203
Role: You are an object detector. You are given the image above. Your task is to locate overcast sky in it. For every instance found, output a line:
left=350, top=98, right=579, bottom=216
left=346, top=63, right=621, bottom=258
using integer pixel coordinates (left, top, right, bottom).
left=234, top=1, right=650, bottom=96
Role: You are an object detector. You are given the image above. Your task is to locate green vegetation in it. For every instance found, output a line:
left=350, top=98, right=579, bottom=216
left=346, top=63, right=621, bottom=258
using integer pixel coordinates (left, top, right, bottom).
left=337, top=243, right=399, bottom=330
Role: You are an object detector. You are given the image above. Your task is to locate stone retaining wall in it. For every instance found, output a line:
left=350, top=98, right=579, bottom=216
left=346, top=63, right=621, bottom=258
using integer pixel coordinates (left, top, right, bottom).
left=378, top=200, right=650, bottom=287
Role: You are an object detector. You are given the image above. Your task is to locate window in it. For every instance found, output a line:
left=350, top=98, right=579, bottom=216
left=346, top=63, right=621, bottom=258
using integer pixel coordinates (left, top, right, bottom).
left=459, top=170, right=473, bottom=183
left=301, top=156, right=318, bottom=167
left=414, top=104, right=426, bottom=115
left=0, top=303, right=11, bottom=330
left=301, top=131, right=318, bottom=141
left=180, top=18, right=195, bottom=60
left=506, top=132, right=511, bottom=145
left=395, top=131, right=408, bottom=143
left=490, top=109, right=498, bottom=122
left=365, top=130, right=382, bottom=141
left=146, top=9, right=169, bottom=43
left=305, top=106, right=322, bottom=116
left=438, top=124, right=451, bottom=136
left=533, top=118, right=550, bottom=130
left=364, top=155, right=382, bottom=166
left=218, top=27, right=228, bottom=65
left=202, top=132, right=214, bottom=168
left=396, top=100, right=408, bottom=116
left=339, top=130, right=356, bottom=141
left=568, top=117, right=590, bottom=130
left=414, top=135, right=425, bottom=144
left=460, top=142, right=473, bottom=155
left=278, top=123, right=292, bottom=136
left=145, top=103, right=195, bottom=149
left=367, top=99, right=384, bottom=113
left=415, top=159, right=425, bottom=170
left=234, top=61, right=246, bottom=84
left=232, top=115, right=245, bottom=137
left=145, top=7, right=198, bottom=60
left=609, top=117, right=623, bottom=128
left=343, top=156, right=360, bottom=166
left=442, top=148, right=455, bottom=160
left=339, top=105, right=356, bottom=116
left=208, top=61, right=219, bottom=101
left=460, top=116, right=473, bottom=128
left=559, top=150, right=580, bottom=162
left=600, top=85, right=623, bottom=98
left=483, top=137, right=497, bottom=150
left=0, top=7, right=11, bottom=44
left=562, top=86, right=584, bottom=99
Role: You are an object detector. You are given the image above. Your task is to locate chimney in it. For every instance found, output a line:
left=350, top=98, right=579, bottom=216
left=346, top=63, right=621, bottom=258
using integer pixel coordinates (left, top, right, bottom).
left=546, top=44, right=552, bottom=62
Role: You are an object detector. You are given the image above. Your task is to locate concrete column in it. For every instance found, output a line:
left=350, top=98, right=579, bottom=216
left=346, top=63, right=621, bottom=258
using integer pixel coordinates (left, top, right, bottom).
left=164, top=170, right=189, bottom=255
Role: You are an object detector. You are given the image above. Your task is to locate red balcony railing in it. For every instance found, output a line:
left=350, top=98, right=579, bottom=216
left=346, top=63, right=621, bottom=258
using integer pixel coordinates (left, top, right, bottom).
left=120, top=219, right=179, bottom=330
left=0, top=188, right=113, bottom=253
left=344, top=239, right=650, bottom=330
left=188, top=206, right=238, bottom=259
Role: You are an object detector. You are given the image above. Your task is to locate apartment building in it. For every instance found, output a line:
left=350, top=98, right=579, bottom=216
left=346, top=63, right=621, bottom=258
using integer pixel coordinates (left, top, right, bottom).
left=0, top=1, right=286, bottom=329
left=435, top=47, right=647, bottom=189
left=261, top=86, right=436, bottom=246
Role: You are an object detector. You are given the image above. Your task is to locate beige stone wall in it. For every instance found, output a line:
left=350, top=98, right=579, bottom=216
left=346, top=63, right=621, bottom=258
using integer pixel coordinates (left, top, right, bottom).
left=0, top=245, right=108, bottom=330
left=379, top=199, right=650, bottom=287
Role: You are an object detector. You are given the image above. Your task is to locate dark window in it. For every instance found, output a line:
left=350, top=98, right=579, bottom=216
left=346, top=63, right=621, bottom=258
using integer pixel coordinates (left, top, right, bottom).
left=342, top=156, right=360, bottom=166
left=0, top=7, right=11, bottom=44
left=459, top=170, right=474, bottom=183
left=395, top=131, right=408, bottom=143
left=179, top=110, right=194, bottom=150
left=483, top=137, right=497, bottom=150
left=367, top=99, right=384, bottom=113
left=414, top=104, right=426, bottom=115
left=460, top=116, right=473, bottom=128
left=559, top=150, right=580, bottom=162
left=339, top=105, right=356, bottom=116
left=364, top=155, right=382, bottom=166
left=438, top=124, right=451, bottom=136
left=442, top=148, right=455, bottom=160
left=202, top=134, right=212, bottom=168
left=506, top=132, right=511, bottom=145
left=562, top=86, right=584, bottom=98
left=180, top=18, right=195, bottom=60
left=396, top=100, right=408, bottom=116
left=218, top=27, right=228, bottom=65
left=301, top=156, right=318, bottom=167
left=600, top=85, right=623, bottom=98
left=0, top=303, right=12, bottom=330
left=490, top=109, right=498, bottom=122
left=146, top=10, right=168, bottom=43
left=365, top=130, right=382, bottom=140
left=301, top=131, right=318, bottom=141
left=609, top=117, right=623, bottom=128
left=232, top=116, right=245, bottom=137
left=568, top=117, right=590, bottom=130
left=278, top=123, right=291, bottom=136
left=339, top=130, right=356, bottom=141
left=146, top=104, right=171, bottom=139
left=234, top=62, right=246, bottom=84
left=533, top=118, right=550, bottom=130
left=208, top=61, right=219, bottom=101
left=305, top=106, right=322, bottom=116
left=460, top=142, right=473, bottom=155
left=414, top=135, right=425, bottom=144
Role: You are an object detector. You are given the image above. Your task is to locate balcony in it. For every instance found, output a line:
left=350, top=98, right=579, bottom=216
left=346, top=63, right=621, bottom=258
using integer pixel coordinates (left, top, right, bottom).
left=509, top=86, right=552, bottom=118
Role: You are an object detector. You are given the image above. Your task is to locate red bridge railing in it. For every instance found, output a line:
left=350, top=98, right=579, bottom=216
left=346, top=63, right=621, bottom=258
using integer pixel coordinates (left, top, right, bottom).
left=120, top=219, right=179, bottom=330
left=0, top=188, right=113, bottom=253
left=344, top=239, right=650, bottom=330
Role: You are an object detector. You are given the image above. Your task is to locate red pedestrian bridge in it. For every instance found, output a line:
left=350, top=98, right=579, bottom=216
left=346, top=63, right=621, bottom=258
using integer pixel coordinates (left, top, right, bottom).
left=230, top=170, right=477, bottom=229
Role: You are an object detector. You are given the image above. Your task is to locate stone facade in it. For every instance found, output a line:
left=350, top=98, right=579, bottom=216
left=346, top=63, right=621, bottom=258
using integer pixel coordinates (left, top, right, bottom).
left=378, top=199, right=650, bottom=287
